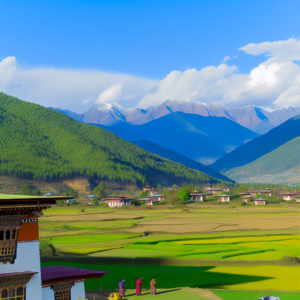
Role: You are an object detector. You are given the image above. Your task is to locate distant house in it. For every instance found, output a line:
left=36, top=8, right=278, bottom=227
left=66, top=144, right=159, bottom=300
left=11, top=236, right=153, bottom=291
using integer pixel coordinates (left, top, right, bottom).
left=148, top=188, right=158, bottom=195
left=104, top=196, right=132, bottom=207
left=249, top=191, right=262, bottom=197
left=222, top=187, right=230, bottom=192
left=216, top=194, right=230, bottom=202
left=208, top=188, right=224, bottom=194
left=239, top=192, right=251, bottom=197
left=204, top=183, right=214, bottom=191
left=277, top=192, right=299, bottom=200
left=204, top=193, right=214, bottom=198
left=293, top=196, right=300, bottom=202
left=241, top=195, right=254, bottom=203
left=143, top=185, right=152, bottom=191
left=261, top=190, right=272, bottom=197
left=44, top=192, right=56, bottom=196
left=146, top=195, right=165, bottom=201
left=190, top=193, right=205, bottom=201
left=137, top=198, right=158, bottom=205
left=253, top=198, right=267, bottom=205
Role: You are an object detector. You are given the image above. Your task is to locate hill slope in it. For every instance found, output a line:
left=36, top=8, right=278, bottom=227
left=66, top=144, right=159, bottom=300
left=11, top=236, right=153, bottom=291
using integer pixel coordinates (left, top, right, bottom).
left=225, top=136, right=300, bottom=183
left=211, top=114, right=300, bottom=172
left=98, top=112, right=259, bottom=165
left=0, top=93, right=223, bottom=184
left=132, top=140, right=234, bottom=182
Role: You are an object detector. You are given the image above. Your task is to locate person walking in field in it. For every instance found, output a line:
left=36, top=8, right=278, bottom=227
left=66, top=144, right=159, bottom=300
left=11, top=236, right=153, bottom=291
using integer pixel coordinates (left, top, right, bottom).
left=118, top=279, right=125, bottom=298
left=135, top=278, right=143, bottom=295
left=150, top=277, right=156, bottom=295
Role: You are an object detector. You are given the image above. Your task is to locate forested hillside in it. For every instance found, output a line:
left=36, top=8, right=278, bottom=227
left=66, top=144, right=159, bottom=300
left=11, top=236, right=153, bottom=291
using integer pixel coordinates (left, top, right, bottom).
left=225, top=136, right=300, bottom=183
left=211, top=113, right=300, bottom=172
left=0, top=93, right=222, bottom=184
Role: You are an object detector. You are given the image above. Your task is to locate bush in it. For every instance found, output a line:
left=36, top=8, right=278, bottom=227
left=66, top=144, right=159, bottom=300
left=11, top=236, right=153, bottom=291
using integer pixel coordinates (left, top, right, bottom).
left=40, top=240, right=56, bottom=256
left=153, top=200, right=167, bottom=205
left=92, top=197, right=99, bottom=205
left=241, top=201, right=247, bottom=206
left=131, top=199, right=142, bottom=206
left=98, top=202, right=109, bottom=207
left=81, top=208, right=85, bottom=212
left=177, top=188, right=190, bottom=201
left=70, top=200, right=78, bottom=205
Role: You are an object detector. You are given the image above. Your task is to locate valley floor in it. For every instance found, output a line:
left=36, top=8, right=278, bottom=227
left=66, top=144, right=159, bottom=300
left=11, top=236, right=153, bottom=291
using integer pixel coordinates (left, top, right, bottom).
left=40, top=203, right=300, bottom=298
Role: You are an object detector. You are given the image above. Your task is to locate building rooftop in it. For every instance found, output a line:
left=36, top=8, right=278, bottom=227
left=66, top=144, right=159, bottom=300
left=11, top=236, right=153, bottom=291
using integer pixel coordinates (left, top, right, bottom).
left=41, top=266, right=108, bottom=285
left=253, top=198, right=267, bottom=201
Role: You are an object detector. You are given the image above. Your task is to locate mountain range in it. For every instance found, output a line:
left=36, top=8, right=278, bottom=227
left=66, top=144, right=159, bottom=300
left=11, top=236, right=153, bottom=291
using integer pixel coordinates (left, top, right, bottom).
left=51, top=99, right=300, bottom=134
left=211, top=114, right=300, bottom=183
left=0, top=93, right=227, bottom=185
left=96, top=112, right=259, bottom=165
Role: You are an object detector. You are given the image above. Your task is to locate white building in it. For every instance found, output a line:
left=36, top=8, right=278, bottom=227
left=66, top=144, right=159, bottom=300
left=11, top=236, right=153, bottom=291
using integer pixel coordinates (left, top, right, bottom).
left=0, top=195, right=107, bottom=300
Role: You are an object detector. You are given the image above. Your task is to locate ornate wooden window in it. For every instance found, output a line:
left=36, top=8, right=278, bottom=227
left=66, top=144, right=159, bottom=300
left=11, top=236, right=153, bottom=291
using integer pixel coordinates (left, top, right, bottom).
left=51, top=282, right=73, bottom=300
left=0, top=286, right=25, bottom=300
left=0, top=272, right=35, bottom=300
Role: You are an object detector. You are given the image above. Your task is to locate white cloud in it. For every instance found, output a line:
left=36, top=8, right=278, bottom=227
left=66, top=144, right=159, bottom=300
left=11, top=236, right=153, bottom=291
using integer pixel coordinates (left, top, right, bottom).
left=1, top=38, right=300, bottom=112
left=0, top=57, right=158, bottom=112
left=223, top=55, right=238, bottom=62
left=96, top=83, right=124, bottom=104
left=138, top=38, right=300, bottom=109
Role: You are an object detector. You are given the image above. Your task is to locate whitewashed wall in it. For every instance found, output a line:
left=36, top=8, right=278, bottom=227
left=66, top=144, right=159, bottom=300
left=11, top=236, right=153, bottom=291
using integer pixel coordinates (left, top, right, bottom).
left=0, top=242, right=42, bottom=300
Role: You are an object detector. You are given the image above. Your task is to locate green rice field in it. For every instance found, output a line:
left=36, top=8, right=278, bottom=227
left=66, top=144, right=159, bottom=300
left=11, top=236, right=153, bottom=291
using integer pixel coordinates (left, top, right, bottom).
left=40, top=203, right=300, bottom=298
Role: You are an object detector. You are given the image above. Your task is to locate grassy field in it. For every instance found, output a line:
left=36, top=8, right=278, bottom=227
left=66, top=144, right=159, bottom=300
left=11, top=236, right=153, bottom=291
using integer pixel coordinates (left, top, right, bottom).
left=40, top=203, right=300, bottom=296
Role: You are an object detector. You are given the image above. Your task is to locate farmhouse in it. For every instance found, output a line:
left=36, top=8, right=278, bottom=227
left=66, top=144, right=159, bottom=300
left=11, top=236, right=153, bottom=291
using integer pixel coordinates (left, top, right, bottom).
left=143, top=185, right=151, bottom=191
left=0, top=195, right=107, bottom=300
left=148, top=188, right=158, bottom=195
left=137, top=198, right=158, bottom=205
left=104, top=196, right=132, bottom=207
left=85, top=194, right=97, bottom=201
left=204, top=193, right=214, bottom=198
left=208, top=188, right=224, bottom=194
left=190, top=193, right=205, bottom=201
left=253, top=198, right=267, bottom=205
left=222, top=187, right=231, bottom=192
left=277, top=192, right=299, bottom=200
left=249, top=191, right=262, bottom=196
left=239, top=192, right=251, bottom=196
left=293, top=196, right=300, bottom=202
left=241, top=195, right=254, bottom=203
left=216, top=195, right=230, bottom=202
left=204, top=184, right=214, bottom=191
left=146, top=195, right=165, bottom=201
left=261, top=190, right=272, bottom=197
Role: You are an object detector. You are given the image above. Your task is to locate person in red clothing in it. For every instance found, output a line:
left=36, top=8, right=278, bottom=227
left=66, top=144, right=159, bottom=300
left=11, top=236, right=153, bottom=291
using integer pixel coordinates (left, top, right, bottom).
left=135, top=278, right=143, bottom=295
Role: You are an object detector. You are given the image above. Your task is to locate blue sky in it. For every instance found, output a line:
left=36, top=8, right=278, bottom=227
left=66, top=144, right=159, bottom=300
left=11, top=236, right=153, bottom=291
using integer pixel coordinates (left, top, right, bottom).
left=1, top=0, right=300, bottom=111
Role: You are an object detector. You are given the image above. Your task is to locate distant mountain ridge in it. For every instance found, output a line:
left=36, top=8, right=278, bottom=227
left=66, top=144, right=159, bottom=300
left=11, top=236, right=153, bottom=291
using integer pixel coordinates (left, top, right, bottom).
left=133, top=140, right=234, bottom=182
left=211, top=113, right=300, bottom=173
left=51, top=99, right=300, bottom=134
left=96, top=112, right=259, bottom=165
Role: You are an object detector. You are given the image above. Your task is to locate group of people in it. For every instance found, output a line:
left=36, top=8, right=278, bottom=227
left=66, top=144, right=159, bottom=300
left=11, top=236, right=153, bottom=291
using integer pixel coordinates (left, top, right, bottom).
left=118, top=277, right=157, bottom=297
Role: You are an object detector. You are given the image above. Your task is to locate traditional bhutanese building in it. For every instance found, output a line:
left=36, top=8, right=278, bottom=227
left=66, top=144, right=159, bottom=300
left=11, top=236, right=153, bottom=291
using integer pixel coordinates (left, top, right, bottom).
left=241, top=195, right=254, bottom=203
left=0, top=195, right=107, bottom=300
left=277, top=192, right=299, bottom=200
left=190, top=193, right=205, bottom=202
left=216, top=195, right=230, bottom=202
left=142, top=185, right=151, bottom=191
left=253, top=198, right=267, bottom=205
left=293, top=196, right=300, bottom=202
left=207, top=188, right=223, bottom=194
left=148, top=189, right=158, bottom=196
left=103, top=196, right=132, bottom=207
left=204, top=184, right=214, bottom=191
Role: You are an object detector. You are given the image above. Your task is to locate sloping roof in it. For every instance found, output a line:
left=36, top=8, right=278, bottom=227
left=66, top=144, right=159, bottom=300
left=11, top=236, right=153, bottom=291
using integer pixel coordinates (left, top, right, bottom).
left=41, top=266, right=108, bottom=285
left=254, top=198, right=267, bottom=201
left=0, top=271, right=37, bottom=278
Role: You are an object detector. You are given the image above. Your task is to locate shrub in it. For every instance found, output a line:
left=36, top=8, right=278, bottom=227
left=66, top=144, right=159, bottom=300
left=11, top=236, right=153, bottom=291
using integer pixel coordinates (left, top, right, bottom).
left=70, top=200, right=78, bottom=205
left=81, top=208, right=85, bottom=212
left=98, top=202, right=109, bottom=207
left=92, top=197, right=99, bottom=205
left=241, top=201, right=247, bottom=206
left=153, top=200, right=167, bottom=205
left=131, top=199, right=142, bottom=206
left=177, top=188, right=190, bottom=201
left=40, top=240, right=56, bottom=256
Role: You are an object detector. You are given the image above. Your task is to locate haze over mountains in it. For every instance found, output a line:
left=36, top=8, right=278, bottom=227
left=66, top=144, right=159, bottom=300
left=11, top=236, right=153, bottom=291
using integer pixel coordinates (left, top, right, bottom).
left=51, top=99, right=300, bottom=134
left=97, top=112, right=259, bottom=165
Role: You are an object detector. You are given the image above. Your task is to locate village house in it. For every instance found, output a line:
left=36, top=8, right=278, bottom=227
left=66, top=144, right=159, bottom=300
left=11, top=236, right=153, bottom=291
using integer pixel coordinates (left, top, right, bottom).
left=0, top=195, right=107, bottom=300
left=148, top=188, right=158, bottom=195
left=241, top=195, right=254, bottom=203
left=137, top=198, right=158, bottom=205
left=146, top=195, right=165, bottom=201
left=204, top=183, right=214, bottom=191
left=190, top=193, right=205, bottom=201
left=277, top=192, right=299, bottom=200
left=249, top=191, right=262, bottom=197
left=204, top=193, right=214, bottom=198
left=216, top=194, right=230, bottom=202
left=85, top=194, right=97, bottom=201
left=293, top=196, right=300, bottom=202
left=261, top=190, right=272, bottom=197
left=239, top=192, right=251, bottom=197
left=208, top=188, right=224, bottom=194
left=104, top=196, right=132, bottom=207
left=143, top=185, right=151, bottom=191
left=222, top=187, right=230, bottom=192
left=253, top=198, right=267, bottom=205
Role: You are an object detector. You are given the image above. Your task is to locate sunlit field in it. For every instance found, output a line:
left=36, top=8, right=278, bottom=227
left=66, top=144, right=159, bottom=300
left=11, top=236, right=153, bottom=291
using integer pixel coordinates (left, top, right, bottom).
left=40, top=203, right=300, bottom=298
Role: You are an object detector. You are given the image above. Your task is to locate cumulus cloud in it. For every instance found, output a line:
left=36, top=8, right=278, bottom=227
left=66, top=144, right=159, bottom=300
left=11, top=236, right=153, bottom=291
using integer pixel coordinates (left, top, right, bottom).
left=1, top=38, right=300, bottom=112
left=138, top=38, right=300, bottom=109
left=0, top=57, right=158, bottom=112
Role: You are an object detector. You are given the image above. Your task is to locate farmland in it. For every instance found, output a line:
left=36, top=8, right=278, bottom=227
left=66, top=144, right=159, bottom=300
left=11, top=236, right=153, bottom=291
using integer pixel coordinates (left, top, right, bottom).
left=40, top=203, right=300, bottom=299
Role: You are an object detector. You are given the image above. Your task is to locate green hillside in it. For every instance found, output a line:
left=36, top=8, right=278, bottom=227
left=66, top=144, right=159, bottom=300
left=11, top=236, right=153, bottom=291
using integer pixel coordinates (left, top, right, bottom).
left=225, top=136, right=300, bottom=183
left=0, top=93, right=222, bottom=184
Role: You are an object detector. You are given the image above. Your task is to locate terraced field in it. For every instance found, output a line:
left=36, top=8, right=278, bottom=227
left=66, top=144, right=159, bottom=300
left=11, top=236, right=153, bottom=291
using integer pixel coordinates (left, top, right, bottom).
left=40, top=203, right=300, bottom=297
